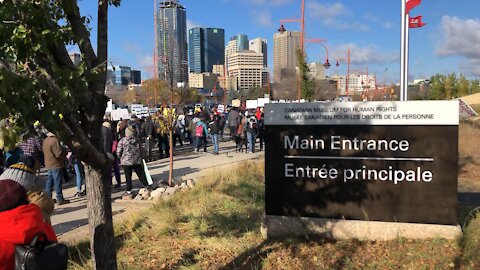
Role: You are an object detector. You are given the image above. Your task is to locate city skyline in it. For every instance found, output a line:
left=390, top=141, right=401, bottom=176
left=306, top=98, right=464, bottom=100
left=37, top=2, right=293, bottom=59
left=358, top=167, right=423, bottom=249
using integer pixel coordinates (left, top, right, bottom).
left=78, top=0, right=480, bottom=83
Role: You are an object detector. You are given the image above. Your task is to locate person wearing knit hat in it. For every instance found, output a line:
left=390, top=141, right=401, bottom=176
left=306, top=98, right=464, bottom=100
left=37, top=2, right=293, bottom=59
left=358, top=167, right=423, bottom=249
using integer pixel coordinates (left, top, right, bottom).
left=0, top=180, right=28, bottom=212
left=0, top=161, right=55, bottom=224
left=0, top=180, right=58, bottom=270
left=0, top=162, right=36, bottom=190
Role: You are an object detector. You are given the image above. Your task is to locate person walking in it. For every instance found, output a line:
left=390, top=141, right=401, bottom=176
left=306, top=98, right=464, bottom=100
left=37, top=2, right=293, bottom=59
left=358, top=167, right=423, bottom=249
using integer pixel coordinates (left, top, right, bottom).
left=245, top=111, right=258, bottom=154
left=116, top=126, right=151, bottom=197
left=142, top=116, right=156, bottom=162
left=208, top=113, right=221, bottom=155
left=173, top=114, right=185, bottom=147
left=42, top=132, right=69, bottom=205
left=195, top=118, right=209, bottom=153
left=71, top=154, right=86, bottom=198
left=228, top=107, right=240, bottom=139
left=257, top=113, right=266, bottom=151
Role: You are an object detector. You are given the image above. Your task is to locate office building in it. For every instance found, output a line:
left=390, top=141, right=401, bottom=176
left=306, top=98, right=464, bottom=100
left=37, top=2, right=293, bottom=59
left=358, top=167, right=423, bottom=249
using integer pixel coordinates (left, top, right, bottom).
left=249, top=37, right=268, bottom=67
left=107, top=65, right=134, bottom=86
left=227, top=50, right=263, bottom=91
left=69, top=53, right=81, bottom=66
left=188, top=72, right=218, bottom=90
left=156, top=0, right=188, bottom=84
left=338, top=73, right=376, bottom=95
left=131, top=70, right=142, bottom=84
left=225, top=34, right=249, bottom=70
left=273, top=31, right=301, bottom=83
left=189, top=27, right=225, bottom=73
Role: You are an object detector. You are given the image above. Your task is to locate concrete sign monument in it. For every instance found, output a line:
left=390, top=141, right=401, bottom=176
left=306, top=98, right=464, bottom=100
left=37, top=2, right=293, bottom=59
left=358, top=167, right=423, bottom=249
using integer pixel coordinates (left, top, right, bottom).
left=262, top=101, right=462, bottom=240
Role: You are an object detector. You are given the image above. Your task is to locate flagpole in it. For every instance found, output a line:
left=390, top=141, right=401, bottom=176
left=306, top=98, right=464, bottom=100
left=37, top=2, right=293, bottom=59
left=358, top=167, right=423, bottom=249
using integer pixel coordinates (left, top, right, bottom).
left=404, top=12, right=410, bottom=101
left=400, top=0, right=406, bottom=101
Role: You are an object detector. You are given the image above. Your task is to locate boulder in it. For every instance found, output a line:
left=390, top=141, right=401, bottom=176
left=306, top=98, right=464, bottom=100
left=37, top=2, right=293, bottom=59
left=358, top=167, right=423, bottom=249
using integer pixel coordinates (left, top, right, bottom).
left=142, top=190, right=151, bottom=199
left=134, top=194, right=143, bottom=201
left=180, top=182, right=187, bottom=189
left=122, top=194, right=133, bottom=200
left=165, top=186, right=178, bottom=195
left=138, top=188, right=148, bottom=196
left=150, top=188, right=165, bottom=199
left=186, top=179, right=195, bottom=188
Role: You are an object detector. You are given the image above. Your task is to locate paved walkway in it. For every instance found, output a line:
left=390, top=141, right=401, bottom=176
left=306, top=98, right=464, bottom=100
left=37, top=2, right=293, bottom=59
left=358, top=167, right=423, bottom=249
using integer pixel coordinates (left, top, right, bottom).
left=49, top=139, right=264, bottom=240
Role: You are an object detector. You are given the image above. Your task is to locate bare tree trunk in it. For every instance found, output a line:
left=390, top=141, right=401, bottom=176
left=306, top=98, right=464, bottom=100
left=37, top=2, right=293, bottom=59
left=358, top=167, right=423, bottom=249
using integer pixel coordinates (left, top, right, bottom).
left=84, top=163, right=117, bottom=270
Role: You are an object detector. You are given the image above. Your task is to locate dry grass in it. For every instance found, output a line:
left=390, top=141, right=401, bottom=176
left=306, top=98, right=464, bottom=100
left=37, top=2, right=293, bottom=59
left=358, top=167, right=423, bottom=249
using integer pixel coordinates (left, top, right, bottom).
left=69, top=159, right=480, bottom=270
left=67, top=123, right=480, bottom=269
left=459, top=121, right=480, bottom=192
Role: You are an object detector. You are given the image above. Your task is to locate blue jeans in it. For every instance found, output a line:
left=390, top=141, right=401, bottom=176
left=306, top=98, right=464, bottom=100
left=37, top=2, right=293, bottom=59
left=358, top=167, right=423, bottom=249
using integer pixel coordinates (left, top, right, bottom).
left=74, top=161, right=85, bottom=192
left=45, top=168, right=64, bottom=201
left=211, top=134, right=219, bottom=153
left=247, top=131, right=255, bottom=153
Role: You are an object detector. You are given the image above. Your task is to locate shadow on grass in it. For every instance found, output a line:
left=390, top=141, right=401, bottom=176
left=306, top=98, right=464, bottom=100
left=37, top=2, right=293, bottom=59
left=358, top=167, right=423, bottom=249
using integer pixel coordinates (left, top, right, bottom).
left=219, top=236, right=364, bottom=270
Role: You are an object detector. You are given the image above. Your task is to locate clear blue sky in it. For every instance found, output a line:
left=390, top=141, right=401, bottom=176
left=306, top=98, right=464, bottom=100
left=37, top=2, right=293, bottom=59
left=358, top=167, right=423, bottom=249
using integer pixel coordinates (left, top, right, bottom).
left=78, top=0, right=480, bottom=83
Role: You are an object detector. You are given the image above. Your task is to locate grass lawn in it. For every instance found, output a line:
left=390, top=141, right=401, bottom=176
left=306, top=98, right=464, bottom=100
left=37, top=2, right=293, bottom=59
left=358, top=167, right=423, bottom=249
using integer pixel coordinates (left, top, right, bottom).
left=69, top=122, right=480, bottom=270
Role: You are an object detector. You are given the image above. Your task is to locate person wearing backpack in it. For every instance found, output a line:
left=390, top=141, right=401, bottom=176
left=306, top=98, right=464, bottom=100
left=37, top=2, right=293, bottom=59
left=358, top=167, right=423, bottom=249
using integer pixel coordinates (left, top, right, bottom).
left=245, top=111, right=258, bottom=154
left=195, top=119, right=209, bottom=153
left=208, top=113, right=221, bottom=155
left=0, top=179, right=62, bottom=270
left=257, top=113, right=266, bottom=151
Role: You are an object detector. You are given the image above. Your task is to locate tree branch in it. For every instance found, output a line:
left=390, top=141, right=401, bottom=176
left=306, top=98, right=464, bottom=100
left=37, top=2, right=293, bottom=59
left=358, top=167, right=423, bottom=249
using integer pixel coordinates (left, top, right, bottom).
left=59, top=0, right=97, bottom=69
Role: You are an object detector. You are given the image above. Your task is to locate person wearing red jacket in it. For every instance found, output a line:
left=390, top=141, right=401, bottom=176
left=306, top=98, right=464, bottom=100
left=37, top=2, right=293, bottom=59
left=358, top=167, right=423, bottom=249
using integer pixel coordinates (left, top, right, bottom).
left=0, top=179, right=57, bottom=270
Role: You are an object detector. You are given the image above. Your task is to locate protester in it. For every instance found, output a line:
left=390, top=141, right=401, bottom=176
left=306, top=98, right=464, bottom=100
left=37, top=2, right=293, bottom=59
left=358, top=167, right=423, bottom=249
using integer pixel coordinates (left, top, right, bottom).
left=257, top=113, right=266, bottom=151
left=218, top=112, right=226, bottom=140
left=195, top=118, right=209, bottom=153
left=0, top=158, right=55, bottom=224
left=4, top=145, right=23, bottom=167
left=228, top=107, right=240, bottom=139
left=173, top=114, right=185, bottom=147
left=42, top=132, right=69, bottom=205
left=71, top=154, right=86, bottom=198
left=155, top=114, right=170, bottom=159
left=142, top=116, right=156, bottom=162
left=245, top=111, right=258, bottom=153
left=116, top=126, right=152, bottom=196
left=185, top=109, right=194, bottom=144
left=20, top=128, right=43, bottom=174
left=208, top=113, right=221, bottom=155
left=0, top=179, right=58, bottom=270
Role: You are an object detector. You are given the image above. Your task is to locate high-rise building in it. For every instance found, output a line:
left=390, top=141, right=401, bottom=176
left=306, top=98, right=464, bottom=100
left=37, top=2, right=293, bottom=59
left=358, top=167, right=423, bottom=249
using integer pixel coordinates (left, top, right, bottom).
left=249, top=37, right=268, bottom=67
left=225, top=34, right=249, bottom=70
left=188, top=27, right=225, bottom=74
left=131, top=70, right=142, bottom=84
left=227, top=50, right=264, bottom=91
left=69, top=53, right=81, bottom=66
left=156, top=0, right=188, bottom=84
left=107, top=65, right=134, bottom=86
left=273, top=31, right=301, bottom=83
left=338, top=73, right=376, bottom=95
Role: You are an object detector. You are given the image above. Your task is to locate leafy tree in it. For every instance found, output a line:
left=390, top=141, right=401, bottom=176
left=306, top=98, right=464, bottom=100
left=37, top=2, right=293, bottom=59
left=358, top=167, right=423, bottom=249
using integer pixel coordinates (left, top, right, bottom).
left=0, top=1, right=121, bottom=269
left=244, top=86, right=268, bottom=100
left=296, top=49, right=315, bottom=101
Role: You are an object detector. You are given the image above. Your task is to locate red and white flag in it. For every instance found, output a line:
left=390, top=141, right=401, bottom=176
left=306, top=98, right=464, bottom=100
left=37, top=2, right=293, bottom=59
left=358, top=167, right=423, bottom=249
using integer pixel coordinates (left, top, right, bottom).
left=409, top=15, right=426, bottom=28
left=406, top=0, right=422, bottom=14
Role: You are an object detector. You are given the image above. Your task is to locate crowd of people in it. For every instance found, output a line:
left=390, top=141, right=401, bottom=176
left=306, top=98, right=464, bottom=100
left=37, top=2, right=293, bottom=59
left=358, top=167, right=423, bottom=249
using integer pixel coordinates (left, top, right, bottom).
left=0, top=104, right=267, bottom=269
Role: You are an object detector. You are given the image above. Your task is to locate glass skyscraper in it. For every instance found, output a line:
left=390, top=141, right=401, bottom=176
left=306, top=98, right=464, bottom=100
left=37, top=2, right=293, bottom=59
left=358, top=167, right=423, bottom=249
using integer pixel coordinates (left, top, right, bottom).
left=189, top=27, right=225, bottom=73
left=107, top=65, right=134, bottom=86
left=156, top=0, right=188, bottom=84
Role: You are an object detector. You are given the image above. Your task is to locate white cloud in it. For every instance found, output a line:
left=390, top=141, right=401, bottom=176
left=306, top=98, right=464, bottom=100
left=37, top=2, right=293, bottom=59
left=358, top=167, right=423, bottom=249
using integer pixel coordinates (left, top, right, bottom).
left=186, top=19, right=200, bottom=31
left=252, top=10, right=274, bottom=27
left=436, top=16, right=480, bottom=59
left=123, top=41, right=154, bottom=78
left=436, top=16, right=480, bottom=76
left=331, top=43, right=398, bottom=65
left=307, top=1, right=369, bottom=32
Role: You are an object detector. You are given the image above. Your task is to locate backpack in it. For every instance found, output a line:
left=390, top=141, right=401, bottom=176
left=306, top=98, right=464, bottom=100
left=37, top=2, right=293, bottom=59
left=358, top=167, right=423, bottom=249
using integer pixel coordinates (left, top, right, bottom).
left=248, top=116, right=257, bottom=130
left=195, top=124, right=204, bottom=137
left=15, top=233, right=69, bottom=270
